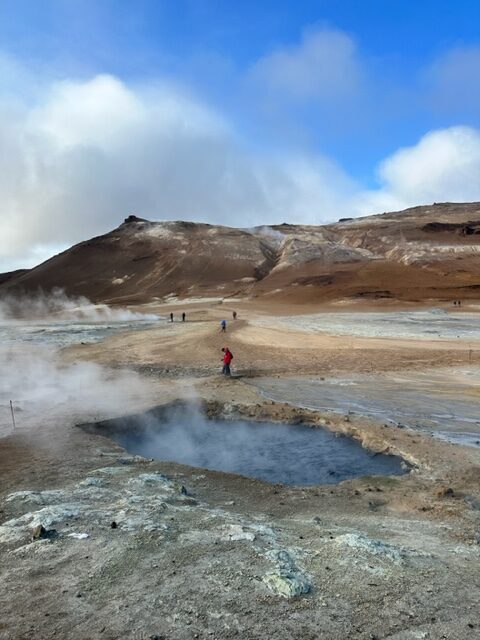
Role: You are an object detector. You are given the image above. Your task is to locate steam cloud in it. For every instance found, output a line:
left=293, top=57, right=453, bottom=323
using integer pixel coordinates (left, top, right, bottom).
left=0, top=341, right=159, bottom=439
left=0, top=291, right=160, bottom=436
left=247, top=226, right=287, bottom=247
left=1, top=346, right=146, bottom=411
left=0, top=288, right=159, bottom=322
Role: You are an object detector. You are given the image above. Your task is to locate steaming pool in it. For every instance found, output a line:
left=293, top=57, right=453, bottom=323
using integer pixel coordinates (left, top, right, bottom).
left=86, top=405, right=408, bottom=485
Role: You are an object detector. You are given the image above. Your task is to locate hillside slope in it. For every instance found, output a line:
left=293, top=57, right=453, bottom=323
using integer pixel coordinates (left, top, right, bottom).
left=2, top=203, right=480, bottom=304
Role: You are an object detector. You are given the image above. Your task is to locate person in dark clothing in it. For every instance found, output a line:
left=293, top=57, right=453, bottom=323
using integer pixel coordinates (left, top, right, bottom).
left=182, top=312, right=186, bottom=322
left=221, top=347, right=233, bottom=376
left=232, top=310, right=237, bottom=320
left=170, top=312, right=174, bottom=322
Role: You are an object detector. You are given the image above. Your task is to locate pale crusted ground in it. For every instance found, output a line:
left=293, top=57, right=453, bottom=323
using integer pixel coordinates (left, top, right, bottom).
left=65, top=304, right=480, bottom=376
left=1, top=302, right=479, bottom=640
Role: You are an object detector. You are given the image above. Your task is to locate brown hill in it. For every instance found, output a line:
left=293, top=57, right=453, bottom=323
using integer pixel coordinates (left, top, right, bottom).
left=2, top=203, right=480, bottom=305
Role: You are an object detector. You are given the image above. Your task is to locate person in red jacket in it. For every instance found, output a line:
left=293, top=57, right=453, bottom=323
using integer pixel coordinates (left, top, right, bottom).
left=221, top=347, right=233, bottom=376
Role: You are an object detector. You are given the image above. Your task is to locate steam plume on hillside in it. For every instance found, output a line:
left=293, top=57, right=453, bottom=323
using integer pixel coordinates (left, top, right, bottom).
left=0, top=289, right=158, bottom=322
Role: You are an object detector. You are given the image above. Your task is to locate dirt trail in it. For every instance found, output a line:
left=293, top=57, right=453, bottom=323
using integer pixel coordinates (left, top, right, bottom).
left=65, top=310, right=480, bottom=378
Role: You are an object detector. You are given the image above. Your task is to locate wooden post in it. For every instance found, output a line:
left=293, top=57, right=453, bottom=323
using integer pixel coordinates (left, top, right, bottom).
left=10, top=400, right=16, bottom=430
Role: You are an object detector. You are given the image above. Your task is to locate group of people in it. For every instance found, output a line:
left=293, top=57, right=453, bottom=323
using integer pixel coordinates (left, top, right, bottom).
left=453, top=300, right=462, bottom=307
left=220, top=311, right=237, bottom=376
left=220, top=310, right=237, bottom=332
left=170, top=309, right=237, bottom=325
left=168, top=308, right=237, bottom=376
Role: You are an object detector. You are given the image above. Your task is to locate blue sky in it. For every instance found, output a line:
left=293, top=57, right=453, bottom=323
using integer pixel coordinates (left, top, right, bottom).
left=1, top=0, right=480, bottom=269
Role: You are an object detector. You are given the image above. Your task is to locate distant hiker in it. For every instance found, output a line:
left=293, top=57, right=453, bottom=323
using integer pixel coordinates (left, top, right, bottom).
left=182, top=312, right=186, bottom=322
left=232, top=310, right=237, bottom=320
left=221, top=319, right=227, bottom=332
left=170, top=312, right=174, bottom=322
left=221, top=347, right=233, bottom=376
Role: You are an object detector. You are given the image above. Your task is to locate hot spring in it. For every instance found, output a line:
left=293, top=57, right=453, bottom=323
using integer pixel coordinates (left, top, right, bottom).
left=84, top=404, right=408, bottom=486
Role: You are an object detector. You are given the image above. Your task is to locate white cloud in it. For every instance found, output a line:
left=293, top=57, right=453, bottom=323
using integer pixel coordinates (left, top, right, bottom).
left=356, top=126, right=480, bottom=213
left=250, top=27, right=363, bottom=102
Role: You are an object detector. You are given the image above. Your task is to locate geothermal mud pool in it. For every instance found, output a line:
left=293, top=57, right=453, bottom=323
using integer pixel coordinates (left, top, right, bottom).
left=87, top=405, right=407, bottom=485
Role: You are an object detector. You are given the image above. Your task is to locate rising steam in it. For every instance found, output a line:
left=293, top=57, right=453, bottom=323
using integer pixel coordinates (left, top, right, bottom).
left=0, top=288, right=158, bottom=322
left=102, top=402, right=406, bottom=485
left=0, top=290, right=160, bottom=436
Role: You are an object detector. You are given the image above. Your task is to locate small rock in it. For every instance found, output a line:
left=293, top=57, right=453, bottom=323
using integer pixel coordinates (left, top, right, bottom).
left=31, top=524, right=56, bottom=540
left=78, top=477, right=104, bottom=488
left=436, top=487, right=454, bottom=498
left=263, top=571, right=311, bottom=598
left=31, top=524, right=47, bottom=540
left=335, top=533, right=406, bottom=564
left=221, top=524, right=255, bottom=542
left=368, top=500, right=384, bottom=511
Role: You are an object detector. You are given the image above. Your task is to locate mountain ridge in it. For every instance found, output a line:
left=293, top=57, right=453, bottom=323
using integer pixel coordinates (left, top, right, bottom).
left=2, top=202, right=480, bottom=305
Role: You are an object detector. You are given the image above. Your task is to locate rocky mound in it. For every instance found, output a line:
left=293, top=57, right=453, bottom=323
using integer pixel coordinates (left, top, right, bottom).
left=2, top=202, right=480, bottom=304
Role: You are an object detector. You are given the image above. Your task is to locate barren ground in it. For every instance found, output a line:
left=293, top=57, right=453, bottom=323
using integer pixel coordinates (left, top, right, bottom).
left=1, top=301, right=479, bottom=640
